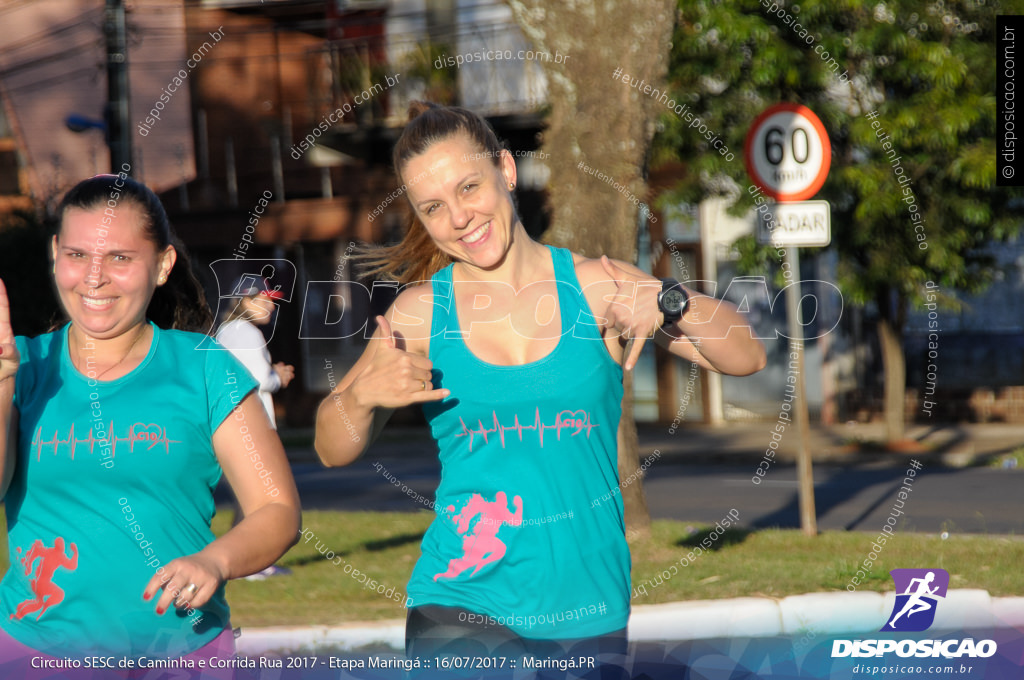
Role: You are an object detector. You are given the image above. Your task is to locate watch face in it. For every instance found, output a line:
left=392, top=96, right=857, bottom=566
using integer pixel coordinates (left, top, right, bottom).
left=662, top=289, right=687, bottom=313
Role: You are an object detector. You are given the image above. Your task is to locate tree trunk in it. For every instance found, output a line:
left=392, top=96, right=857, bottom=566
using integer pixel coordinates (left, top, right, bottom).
left=503, top=0, right=675, bottom=536
left=618, top=369, right=651, bottom=538
left=878, top=318, right=905, bottom=443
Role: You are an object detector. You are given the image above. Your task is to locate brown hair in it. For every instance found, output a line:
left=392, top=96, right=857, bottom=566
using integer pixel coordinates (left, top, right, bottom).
left=359, top=101, right=509, bottom=285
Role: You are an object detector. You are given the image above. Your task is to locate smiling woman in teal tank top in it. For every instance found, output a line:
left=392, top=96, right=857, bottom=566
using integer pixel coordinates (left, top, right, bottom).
left=316, top=102, right=767, bottom=661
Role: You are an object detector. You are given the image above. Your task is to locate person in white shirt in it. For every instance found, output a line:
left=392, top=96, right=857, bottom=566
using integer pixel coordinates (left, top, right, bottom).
left=215, top=278, right=294, bottom=428
left=215, top=277, right=296, bottom=579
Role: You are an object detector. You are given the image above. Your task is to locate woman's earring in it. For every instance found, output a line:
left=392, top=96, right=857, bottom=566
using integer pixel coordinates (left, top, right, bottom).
left=509, top=183, right=516, bottom=190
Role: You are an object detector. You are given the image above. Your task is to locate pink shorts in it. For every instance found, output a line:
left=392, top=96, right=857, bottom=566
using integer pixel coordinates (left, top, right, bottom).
left=0, top=626, right=237, bottom=679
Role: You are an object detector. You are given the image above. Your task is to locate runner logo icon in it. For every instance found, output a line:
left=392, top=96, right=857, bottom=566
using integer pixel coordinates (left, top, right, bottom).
left=881, top=568, right=949, bottom=632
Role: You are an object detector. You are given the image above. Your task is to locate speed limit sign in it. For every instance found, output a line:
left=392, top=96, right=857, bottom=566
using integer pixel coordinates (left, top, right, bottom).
left=745, top=103, right=831, bottom=201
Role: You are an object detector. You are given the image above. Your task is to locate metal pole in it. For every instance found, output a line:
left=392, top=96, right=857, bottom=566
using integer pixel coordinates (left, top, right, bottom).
left=196, top=109, right=209, bottom=180
left=784, top=246, right=817, bottom=536
left=700, top=200, right=724, bottom=424
left=271, top=134, right=285, bottom=202
left=225, top=137, right=238, bottom=207
left=103, top=0, right=132, bottom=173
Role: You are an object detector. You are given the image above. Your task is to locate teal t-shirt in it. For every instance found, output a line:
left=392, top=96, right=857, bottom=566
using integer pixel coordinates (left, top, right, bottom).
left=410, top=246, right=630, bottom=640
left=0, top=322, right=257, bottom=658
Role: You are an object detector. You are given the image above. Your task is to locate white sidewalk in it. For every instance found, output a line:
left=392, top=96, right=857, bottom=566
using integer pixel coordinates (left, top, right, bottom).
left=236, top=590, right=1024, bottom=655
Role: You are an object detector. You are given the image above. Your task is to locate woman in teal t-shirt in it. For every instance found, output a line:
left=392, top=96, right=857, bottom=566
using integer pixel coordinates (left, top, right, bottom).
left=0, top=174, right=301, bottom=669
left=315, top=102, right=767, bottom=662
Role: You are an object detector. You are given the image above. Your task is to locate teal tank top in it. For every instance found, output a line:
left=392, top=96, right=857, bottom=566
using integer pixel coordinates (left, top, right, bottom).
left=408, top=245, right=629, bottom=640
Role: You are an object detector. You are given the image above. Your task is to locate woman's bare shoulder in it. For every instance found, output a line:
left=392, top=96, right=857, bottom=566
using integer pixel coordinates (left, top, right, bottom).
left=388, top=282, right=436, bottom=353
left=568, top=251, right=628, bottom=291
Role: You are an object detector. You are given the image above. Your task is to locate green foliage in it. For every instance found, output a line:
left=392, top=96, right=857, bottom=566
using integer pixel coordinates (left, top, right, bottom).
left=656, top=0, right=1021, bottom=325
left=399, top=42, right=458, bottom=106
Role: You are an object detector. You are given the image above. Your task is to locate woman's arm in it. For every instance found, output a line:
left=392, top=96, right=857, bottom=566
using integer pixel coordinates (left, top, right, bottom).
left=142, top=392, right=301, bottom=614
left=314, top=288, right=448, bottom=467
left=313, top=323, right=392, bottom=467
left=657, top=289, right=767, bottom=376
left=0, top=390, right=16, bottom=502
left=0, top=279, right=19, bottom=500
left=583, top=257, right=766, bottom=376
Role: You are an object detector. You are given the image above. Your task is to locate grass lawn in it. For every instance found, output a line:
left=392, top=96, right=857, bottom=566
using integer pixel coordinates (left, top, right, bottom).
left=1, top=509, right=1021, bottom=628
left=225, top=511, right=1024, bottom=627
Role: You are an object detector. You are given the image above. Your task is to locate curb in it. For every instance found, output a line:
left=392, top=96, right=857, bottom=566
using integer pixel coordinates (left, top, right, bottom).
left=236, top=591, right=1024, bottom=655
left=628, top=590, right=1024, bottom=641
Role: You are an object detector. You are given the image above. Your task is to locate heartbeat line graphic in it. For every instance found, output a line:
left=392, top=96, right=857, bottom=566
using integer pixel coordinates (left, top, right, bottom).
left=31, top=422, right=180, bottom=461
left=455, top=408, right=599, bottom=451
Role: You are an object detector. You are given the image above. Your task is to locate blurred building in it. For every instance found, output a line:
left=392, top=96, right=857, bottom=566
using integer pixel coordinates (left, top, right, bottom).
left=2, top=0, right=1014, bottom=427
left=0, top=0, right=193, bottom=200
left=165, top=0, right=559, bottom=425
left=0, top=95, right=31, bottom=214
left=0, top=0, right=554, bottom=427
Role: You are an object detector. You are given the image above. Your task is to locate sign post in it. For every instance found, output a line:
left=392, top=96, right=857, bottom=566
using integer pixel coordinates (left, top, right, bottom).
left=746, top=104, right=831, bottom=537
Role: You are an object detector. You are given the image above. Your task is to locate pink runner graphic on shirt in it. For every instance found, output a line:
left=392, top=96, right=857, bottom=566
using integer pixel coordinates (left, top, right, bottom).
left=455, top=408, right=599, bottom=452
left=10, top=537, right=79, bottom=621
left=434, top=492, right=523, bottom=581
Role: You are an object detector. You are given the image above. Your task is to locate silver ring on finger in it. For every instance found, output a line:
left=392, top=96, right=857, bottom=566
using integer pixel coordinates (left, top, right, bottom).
left=184, top=583, right=198, bottom=596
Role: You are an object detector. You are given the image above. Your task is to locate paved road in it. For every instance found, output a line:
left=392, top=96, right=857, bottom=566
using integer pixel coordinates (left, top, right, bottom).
left=262, top=453, right=1024, bottom=535
left=643, top=462, right=1023, bottom=535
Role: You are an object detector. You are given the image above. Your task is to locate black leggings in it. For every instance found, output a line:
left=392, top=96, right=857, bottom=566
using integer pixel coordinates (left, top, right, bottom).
left=406, top=605, right=628, bottom=677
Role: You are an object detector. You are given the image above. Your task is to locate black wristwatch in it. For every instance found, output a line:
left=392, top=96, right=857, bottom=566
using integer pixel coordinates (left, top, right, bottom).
left=658, top=279, right=690, bottom=327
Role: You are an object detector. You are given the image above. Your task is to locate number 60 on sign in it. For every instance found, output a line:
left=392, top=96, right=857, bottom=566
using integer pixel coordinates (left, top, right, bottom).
left=744, top=103, right=831, bottom=201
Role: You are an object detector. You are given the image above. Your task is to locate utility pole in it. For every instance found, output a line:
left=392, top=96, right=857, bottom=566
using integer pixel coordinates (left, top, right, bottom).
left=104, top=0, right=132, bottom=173
left=747, top=103, right=832, bottom=537
left=784, top=246, right=818, bottom=536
